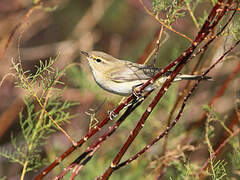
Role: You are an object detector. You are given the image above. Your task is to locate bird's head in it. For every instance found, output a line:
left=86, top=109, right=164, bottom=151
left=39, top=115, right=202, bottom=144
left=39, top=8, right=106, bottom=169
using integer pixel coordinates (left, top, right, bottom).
left=80, top=51, right=119, bottom=73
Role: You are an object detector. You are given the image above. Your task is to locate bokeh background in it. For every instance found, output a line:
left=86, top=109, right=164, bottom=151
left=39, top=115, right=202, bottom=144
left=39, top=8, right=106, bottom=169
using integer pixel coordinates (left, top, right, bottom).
left=0, top=0, right=239, bottom=179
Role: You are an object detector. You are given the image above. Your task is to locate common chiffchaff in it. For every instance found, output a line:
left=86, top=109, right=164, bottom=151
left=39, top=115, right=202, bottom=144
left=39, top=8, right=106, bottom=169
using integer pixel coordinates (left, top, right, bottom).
left=81, top=51, right=211, bottom=96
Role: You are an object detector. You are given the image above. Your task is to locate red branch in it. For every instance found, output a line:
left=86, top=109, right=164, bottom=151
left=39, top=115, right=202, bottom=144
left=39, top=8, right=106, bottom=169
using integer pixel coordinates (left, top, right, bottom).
left=35, top=0, right=232, bottom=179
left=113, top=38, right=240, bottom=174
left=54, top=95, right=146, bottom=179
left=97, top=1, right=233, bottom=179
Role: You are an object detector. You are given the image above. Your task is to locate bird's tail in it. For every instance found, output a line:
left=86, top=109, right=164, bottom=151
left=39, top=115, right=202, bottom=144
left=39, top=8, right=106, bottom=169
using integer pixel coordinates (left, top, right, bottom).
left=176, top=74, right=212, bottom=81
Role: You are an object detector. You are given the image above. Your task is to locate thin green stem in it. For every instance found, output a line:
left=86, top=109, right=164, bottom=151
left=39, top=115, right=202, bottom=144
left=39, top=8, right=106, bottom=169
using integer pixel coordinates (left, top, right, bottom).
left=20, top=161, right=28, bottom=180
left=205, top=114, right=215, bottom=178
left=186, top=2, right=199, bottom=29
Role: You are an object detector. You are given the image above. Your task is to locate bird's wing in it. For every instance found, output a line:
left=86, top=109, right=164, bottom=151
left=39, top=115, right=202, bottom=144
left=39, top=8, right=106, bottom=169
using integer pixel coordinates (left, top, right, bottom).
left=107, top=61, right=160, bottom=83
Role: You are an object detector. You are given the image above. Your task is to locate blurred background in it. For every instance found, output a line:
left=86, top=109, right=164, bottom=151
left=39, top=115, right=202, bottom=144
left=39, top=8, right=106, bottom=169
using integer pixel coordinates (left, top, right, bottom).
left=0, top=0, right=239, bottom=179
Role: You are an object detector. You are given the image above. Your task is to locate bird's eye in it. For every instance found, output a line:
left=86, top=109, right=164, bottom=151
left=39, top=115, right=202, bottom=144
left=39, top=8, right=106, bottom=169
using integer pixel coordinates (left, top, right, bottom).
left=96, top=58, right=102, bottom=63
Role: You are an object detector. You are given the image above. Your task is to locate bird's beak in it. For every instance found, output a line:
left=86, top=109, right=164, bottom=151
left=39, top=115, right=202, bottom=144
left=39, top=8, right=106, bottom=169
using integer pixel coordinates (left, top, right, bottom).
left=80, top=50, right=90, bottom=58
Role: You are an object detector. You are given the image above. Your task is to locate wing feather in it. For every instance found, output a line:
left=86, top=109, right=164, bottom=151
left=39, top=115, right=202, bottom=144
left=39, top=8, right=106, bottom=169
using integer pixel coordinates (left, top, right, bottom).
left=107, top=61, right=160, bottom=83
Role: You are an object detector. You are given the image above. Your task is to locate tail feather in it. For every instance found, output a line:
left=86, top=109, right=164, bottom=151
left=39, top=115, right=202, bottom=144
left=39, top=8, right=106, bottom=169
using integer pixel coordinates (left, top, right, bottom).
left=177, top=74, right=212, bottom=81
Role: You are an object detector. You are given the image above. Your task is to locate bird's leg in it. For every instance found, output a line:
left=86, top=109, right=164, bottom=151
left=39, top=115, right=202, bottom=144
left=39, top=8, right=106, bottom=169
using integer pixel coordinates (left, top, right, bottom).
left=108, top=110, right=118, bottom=120
left=108, top=84, right=146, bottom=120
left=132, top=83, right=144, bottom=101
left=120, top=85, right=143, bottom=111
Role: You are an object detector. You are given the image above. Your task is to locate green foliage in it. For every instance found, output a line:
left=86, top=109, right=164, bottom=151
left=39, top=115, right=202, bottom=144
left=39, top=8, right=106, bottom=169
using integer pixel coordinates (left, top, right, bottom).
left=166, top=158, right=196, bottom=180
left=230, top=136, right=240, bottom=175
left=231, top=20, right=240, bottom=41
left=0, top=57, right=76, bottom=177
left=218, top=13, right=240, bottom=41
left=203, top=105, right=231, bottom=180
left=12, top=56, right=64, bottom=96
left=152, top=0, right=186, bottom=25
left=151, top=0, right=211, bottom=29
left=203, top=105, right=232, bottom=135
left=208, top=159, right=228, bottom=180
left=0, top=0, right=239, bottom=179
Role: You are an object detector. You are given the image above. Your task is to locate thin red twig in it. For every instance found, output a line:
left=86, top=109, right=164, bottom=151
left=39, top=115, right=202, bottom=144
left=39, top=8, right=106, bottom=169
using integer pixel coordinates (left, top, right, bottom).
left=97, top=2, right=234, bottom=179
left=113, top=38, right=240, bottom=173
left=54, top=95, right=146, bottom=179
left=36, top=0, right=232, bottom=179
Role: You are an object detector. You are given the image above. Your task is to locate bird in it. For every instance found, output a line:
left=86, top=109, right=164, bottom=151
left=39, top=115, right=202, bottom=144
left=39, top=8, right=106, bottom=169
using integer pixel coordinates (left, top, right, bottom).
left=81, top=51, right=211, bottom=96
